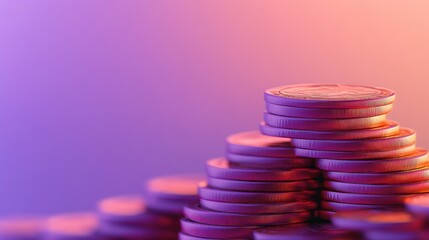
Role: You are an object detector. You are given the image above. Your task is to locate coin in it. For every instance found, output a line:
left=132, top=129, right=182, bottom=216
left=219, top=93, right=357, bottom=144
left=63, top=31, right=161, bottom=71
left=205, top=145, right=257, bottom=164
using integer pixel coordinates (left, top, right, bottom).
left=265, top=84, right=395, bottom=108
left=264, top=113, right=386, bottom=130
left=180, top=218, right=256, bottom=239
left=292, top=128, right=416, bottom=151
left=184, top=205, right=312, bottom=226
left=206, top=158, right=320, bottom=182
left=316, top=149, right=429, bottom=173
left=226, top=131, right=295, bottom=157
left=265, top=102, right=393, bottom=118
left=260, top=120, right=400, bottom=140
left=199, top=199, right=317, bottom=214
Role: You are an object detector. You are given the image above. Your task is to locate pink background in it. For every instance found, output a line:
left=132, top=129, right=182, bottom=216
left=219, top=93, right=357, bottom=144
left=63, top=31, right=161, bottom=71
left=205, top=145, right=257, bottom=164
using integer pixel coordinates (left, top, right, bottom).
left=0, top=1, right=428, bottom=215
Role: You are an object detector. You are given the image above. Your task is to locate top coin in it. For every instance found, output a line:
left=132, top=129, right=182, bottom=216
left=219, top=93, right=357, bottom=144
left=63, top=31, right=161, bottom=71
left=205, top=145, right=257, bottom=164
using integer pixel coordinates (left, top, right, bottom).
left=226, top=131, right=295, bottom=157
left=145, top=173, right=205, bottom=201
left=265, top=84, right=396, bottom=108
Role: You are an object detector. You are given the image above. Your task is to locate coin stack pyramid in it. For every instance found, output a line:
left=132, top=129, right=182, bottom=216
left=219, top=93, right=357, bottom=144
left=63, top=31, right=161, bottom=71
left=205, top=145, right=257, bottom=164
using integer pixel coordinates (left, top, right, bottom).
left=179, top=131, right=320, bottom=239
left=261, top=84, right=429, bottom=220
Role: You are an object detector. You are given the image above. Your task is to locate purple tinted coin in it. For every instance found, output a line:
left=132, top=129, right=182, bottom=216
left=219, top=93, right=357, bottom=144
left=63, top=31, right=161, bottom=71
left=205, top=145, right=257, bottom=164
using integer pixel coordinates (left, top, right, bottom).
left=97, top=195, right=178, bottom=228
left=144, top=174, right=205, bottom=201
left=43, top=212, right=99, bottom=240
left=226, top=153, right=314, bottom=169
left=198, top=183, right=316, bottom=203
left=296, top=144, right=416, bottom=159
left=254, top=223, right=360, bottom=240
left=316, top=149, right=429, bottom=173
left=292, top=128, right=416, bottom=152
left=265, top=102, right=393, bottom=118
left=260, top=120, right=400, bottom=140
left=324, top=167, right=429, bottom=184
left=264, top=84, right=396, bottom=108
left=146, top=196, right=196, bottom=216
left=200, top=199, right=317, bottom=214
left=324, top=180, right=429, bottom=195
left=207, top=177, right=320, bottom=192
left=180, top=218, right=256, bottom=239
left=331, top=209, right=423, bottom=231
left=264, top=113, right=386, bottom=130
left=226, top=131, right=295, bottom=157
left=206, top=158, right=320, bottom=182
left=321, top=201, right=392, bottom=212
left=184, top=205, right=312, bottom=226
left=0, top=216, right=45, bottom=240
left=322, top=190, right=417, bottom=205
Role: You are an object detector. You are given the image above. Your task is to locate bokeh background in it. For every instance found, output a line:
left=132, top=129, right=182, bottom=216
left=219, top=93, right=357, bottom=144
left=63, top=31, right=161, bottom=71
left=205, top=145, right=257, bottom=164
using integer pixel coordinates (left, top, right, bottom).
left=0, top=0, right=428, bottom=215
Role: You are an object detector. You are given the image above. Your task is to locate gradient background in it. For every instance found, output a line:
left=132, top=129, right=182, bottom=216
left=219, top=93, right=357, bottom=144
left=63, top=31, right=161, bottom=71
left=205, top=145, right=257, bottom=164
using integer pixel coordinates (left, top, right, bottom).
left=0, top=0, right=428, bottom=215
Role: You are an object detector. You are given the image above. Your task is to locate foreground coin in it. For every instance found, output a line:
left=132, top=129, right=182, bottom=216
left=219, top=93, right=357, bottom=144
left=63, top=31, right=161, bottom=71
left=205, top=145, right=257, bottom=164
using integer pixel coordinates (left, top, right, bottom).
left=265, top=102, right=393, bottom=118
left=260, top=120, right=400, bottom=140
left=265, top=84, right=396, bottom=108
left=292, top=128, right=416, bottom=151
left=316, top=149, right=429, bottom=173
left=331, top=209, right=423, bottom=231
left=184, top=205, right=312, bottom=226
left=254, top=223, right=360, bottom=240
left=206, top=158, right=319, bottom=182
left=226, top=131, right=295, bottom=157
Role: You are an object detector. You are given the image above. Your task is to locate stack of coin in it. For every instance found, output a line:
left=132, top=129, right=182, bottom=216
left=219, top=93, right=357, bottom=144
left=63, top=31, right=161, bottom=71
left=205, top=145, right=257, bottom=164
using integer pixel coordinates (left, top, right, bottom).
left=43, top=212, right=100, bottom=239
left=97, top=195, right=180, bottom=239
left=261, top=84, right=429, bottom=219
left=180, top=131, right=320, bottom=239
left=331, top=209, right=429, bottom=239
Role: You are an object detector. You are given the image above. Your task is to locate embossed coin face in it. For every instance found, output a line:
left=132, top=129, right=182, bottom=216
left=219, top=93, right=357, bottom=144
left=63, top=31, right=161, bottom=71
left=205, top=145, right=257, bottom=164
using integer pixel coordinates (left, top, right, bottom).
left=265, top=84, right=395, bottom=108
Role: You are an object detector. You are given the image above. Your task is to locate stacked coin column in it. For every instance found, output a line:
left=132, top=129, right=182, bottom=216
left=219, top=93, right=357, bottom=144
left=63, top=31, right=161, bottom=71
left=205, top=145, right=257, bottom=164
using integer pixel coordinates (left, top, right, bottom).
left=180, top=131, right=320, bottom=240
left=261, top=84, right=429, bottom=220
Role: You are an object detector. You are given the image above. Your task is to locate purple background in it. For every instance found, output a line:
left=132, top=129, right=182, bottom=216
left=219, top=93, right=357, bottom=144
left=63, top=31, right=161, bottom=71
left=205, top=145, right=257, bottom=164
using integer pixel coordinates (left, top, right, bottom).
left=0, top=1, right=428, bottom=215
